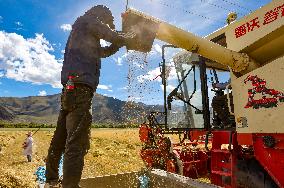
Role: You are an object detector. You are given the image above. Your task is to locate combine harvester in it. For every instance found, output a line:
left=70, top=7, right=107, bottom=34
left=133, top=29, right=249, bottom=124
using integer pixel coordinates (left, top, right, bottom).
left=81, top=0, right=284, bottom=187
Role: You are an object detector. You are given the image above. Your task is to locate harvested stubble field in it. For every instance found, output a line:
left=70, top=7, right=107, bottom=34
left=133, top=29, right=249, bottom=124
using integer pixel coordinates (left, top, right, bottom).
left=0, top=128, right=145, bottom=188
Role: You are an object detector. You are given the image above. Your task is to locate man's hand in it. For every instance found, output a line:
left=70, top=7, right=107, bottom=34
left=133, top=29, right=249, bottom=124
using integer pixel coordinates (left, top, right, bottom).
left=117, top=29, right=136, bottom=46
left=118, top=29, right=136, bottom=39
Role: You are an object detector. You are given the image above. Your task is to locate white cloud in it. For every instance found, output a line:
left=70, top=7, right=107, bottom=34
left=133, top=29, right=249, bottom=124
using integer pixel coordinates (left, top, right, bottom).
left=137, top=67, right=161, bottom=83
left=160, top=84, right=176, bottom=93
left=58, top=59, right=64, bottom=63
left=100, top=39, right=111, bottom=47
left=113, top=51, right=130, bottom=66
left=153, top=44, right=162, bottom=54
left=60, top=24, right=72, bottom=32
left=114, top=57, right=123, bottom=66
left=97, top=84, right=112, bottom=90
left=38, top=90, right=47, bottom=96
left=61, top=50, right=65, bottom=54
left=127, top=96, right=141, bottom=102
left=137, top=62, right=177, bottom=83
left=188, top=88, right=215, bottom=107
left=113, top=43, right=180, bottom=70
left=119, top=86, right=129, bottom=90
left=14, top=21, right=24, bottom=31
left=133, top=61, right=144, bottom=69
left=114, top=43, right=162, bottom=67
left=15, top=21, right=23, bottom=27
left=0, top=31, right=62, bottom=88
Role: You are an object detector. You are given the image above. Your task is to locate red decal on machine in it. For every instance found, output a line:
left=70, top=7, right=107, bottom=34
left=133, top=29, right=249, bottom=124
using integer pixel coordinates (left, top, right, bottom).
left=235, top=17, right=261, bottom=38
left=247, top=17, right=260, bottom=32
left=263, top=5, right=283, bottom=25
left=235, top=3, right=284, bottom=38
left=235, top=24, right=247, bottom=38
left=244, top=75, right=284, bottom=109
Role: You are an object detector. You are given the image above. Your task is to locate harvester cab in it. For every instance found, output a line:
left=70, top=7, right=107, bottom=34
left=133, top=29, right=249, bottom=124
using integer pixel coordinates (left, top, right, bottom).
left=120, top=1, right=284, bottom=187
left=158, top=46, right=208, bottom=130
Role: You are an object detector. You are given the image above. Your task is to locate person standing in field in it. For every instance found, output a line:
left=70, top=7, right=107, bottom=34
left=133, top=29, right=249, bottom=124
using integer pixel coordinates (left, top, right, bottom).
left=23, top=131, right=33, bottom=162
left=45, top=5, right=135, bottom=188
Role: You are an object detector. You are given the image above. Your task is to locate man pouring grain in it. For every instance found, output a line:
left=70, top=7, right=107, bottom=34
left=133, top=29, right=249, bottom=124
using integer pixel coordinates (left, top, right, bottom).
left=45, top=5, right=135, bottom=188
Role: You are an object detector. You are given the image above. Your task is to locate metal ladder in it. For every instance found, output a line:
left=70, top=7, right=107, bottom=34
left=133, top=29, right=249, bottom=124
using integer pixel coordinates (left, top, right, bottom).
left=211, top=130, right=237, bottom=188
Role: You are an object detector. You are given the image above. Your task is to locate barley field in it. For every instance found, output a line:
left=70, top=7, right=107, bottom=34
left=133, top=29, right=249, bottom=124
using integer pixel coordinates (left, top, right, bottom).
left=0, top=128, right=145, bottom=188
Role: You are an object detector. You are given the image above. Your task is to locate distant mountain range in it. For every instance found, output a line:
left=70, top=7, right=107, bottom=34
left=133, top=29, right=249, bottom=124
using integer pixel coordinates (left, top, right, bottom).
left=0, top=94, right=163, bottom=125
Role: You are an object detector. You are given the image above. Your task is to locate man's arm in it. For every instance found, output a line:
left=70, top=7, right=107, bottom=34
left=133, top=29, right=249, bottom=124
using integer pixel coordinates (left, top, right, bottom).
left=82, top=16, right=125, bottom=45
left=99, top=43, right=122, bottom=58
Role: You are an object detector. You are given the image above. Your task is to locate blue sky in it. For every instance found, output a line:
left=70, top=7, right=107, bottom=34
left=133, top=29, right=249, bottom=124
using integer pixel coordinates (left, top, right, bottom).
left=0, top=0, right=271, bottom=104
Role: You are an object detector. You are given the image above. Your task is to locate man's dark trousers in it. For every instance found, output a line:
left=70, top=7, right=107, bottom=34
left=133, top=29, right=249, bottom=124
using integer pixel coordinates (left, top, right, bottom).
left=46, top=84, right=93, bottom=188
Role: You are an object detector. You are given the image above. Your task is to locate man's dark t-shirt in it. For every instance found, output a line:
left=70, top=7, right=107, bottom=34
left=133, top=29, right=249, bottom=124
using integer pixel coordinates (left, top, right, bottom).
left=61, top=13, right=123, bottom=90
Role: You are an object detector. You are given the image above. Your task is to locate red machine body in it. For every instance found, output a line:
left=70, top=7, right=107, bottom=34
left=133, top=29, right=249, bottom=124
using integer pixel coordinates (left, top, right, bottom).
left=139, top=123, right=284, bottom=188
left=139, top=124, right=209, bottom=179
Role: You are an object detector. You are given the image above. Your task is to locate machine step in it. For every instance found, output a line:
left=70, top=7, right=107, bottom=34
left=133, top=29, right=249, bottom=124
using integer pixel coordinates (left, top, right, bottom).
left=211, top=170, right=232, bottom=177
left=211, top=149, right=231, bottom=154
